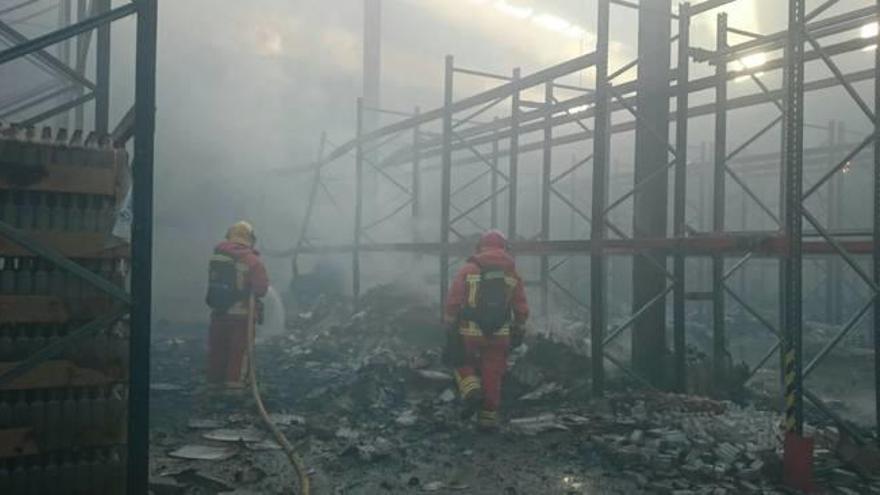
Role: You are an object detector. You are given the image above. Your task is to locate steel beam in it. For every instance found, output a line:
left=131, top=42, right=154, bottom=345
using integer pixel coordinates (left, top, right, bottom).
left=782, top=0, right=806, bottom=436
left=17, top=91, right=94, bottom=127
left=310, top=53, right=596, bottom=168
left=293, top=133, right=326, bottom=276
left=440, top=56, right=454, bottom=309
left=293, top=236, right=876, bottom=256
left=673, top=3, right=691, bottom=393
left=0, top=307, right=127, bottom=388
left=74, top=0, right=88, bottom=129
left=508, top=68, right=521, bottom=241
left=94, top=0, right=111, bottom=134
left=412, top=107, right=421, bottom=221
left=874, top=0, right=880, bottom=443
left=0, top=220, right=129, bottom=303
left=631, top=0, right=672, bottom=388
left=712, top=13, right=728, bottom=391
left=831, top=122, right=845, bottom=324
left=363, top=0, right=381, bottom=135
left=386, top=63, right=875, bottom=173
left=695, top=4, right=877, bottom=64
left=354, top=98, right=365, bottom=306
left=0, top=84, right=73, bottom=120
left=128, top=1, right=158, bottom=492
left=491, top=118, right=499, bottom=228
left=0, top=19, right=96, bottom=90
left=540, top=82, right=553, bottom=316
left=56, top=0, right=72, bottom=129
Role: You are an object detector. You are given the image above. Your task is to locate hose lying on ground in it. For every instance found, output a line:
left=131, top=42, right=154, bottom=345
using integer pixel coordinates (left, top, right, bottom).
left=248, top=296, right=311, bottom=495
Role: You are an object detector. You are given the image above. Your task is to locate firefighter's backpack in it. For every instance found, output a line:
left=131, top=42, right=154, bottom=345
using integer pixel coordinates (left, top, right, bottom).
left=205, top=251, right=246, bottom=312
left=466, top=263, right=512, bottom=335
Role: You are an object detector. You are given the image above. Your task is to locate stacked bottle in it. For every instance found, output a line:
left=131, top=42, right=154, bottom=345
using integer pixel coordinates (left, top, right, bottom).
left=0, top=125, right=130, bottom=493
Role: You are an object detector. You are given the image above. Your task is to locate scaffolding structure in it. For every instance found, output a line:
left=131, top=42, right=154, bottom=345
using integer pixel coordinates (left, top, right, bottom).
left=0, top=0, right=156, bottom=492
left=289, top=0, right=880, bottom=446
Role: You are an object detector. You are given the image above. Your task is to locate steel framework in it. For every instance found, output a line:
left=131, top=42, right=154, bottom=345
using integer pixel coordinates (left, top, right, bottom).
left=284, top=0, right=880, bottom=449
left=0, top=1, right=157, bottom=493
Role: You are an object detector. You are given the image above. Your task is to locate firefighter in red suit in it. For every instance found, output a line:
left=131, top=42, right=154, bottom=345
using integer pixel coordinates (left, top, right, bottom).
left=205, top=221, right=269, bottom=390
left=444, top=230, right=529, bottom=430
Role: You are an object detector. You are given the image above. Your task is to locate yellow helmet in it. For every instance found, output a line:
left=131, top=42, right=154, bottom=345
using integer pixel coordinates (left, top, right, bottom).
left=226, top=221, right=256, bottom=246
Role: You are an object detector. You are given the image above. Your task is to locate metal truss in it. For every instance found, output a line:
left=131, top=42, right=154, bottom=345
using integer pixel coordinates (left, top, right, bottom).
left=0, top=1, right=157, bottom=492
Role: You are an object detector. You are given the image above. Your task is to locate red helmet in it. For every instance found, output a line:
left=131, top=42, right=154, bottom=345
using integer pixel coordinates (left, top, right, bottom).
left=477, top=229, right=508, bottom=252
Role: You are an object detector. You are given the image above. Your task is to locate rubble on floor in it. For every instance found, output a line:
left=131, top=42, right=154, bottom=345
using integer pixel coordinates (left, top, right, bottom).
left=149, top=284, right=880, bottom=494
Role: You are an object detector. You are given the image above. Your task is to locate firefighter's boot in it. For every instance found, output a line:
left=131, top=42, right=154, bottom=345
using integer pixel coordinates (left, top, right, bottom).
left=477, top=409, right=499, bottom=432
left=456, top=373, right=483, bottom=419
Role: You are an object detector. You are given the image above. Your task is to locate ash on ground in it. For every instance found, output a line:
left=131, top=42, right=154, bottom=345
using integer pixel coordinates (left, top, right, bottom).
left=149, top=284, right=880, bottom=494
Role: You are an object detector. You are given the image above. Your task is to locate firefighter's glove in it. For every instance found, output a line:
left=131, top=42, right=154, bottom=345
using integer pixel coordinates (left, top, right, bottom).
left=510, top=323, right=526, bottom=349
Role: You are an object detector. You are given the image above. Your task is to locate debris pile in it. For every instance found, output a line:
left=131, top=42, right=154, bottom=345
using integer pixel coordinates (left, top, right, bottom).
left=147, top=284, right=879, bottom=494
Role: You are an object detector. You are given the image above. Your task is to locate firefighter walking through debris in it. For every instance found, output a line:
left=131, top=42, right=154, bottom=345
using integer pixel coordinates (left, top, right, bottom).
left=205, top=221, right=269, bottom=390
left=444, top=230, right=529, bottom=430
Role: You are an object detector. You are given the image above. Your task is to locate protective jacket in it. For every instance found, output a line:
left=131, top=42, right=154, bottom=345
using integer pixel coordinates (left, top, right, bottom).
left=444, top=242, right=529, bottom=333
left=207, top=240, right=268, bottom=388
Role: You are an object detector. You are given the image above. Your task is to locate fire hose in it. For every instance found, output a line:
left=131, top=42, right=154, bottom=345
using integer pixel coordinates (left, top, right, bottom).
left=247, top=296, right=311, bottom=495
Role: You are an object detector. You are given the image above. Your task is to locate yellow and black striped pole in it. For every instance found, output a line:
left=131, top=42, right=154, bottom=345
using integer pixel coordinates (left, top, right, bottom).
left=781, top=0, right=805, bottom=437
left=783, top=348, right=799, bottom=434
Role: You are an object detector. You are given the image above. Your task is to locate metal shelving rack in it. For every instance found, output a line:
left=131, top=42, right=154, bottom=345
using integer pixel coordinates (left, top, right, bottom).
left=288, top=0, right=880, bottom=449
left=0, top=1, right=156, bottom=493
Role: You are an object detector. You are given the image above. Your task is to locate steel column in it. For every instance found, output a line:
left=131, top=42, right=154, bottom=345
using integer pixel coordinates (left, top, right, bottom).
left=292, top=133, right=327, bottom=278
left=508, top=68, right=521, bottom=242
left=440, top=56, right=454, bottom=309
left=354, top=98, right=365, bottom=306
left=363, top=0, right=382, bottom=127
left=673, top=3, right=690, bottom=393
left=412, top=106, right=421, bottom=221
left=874, top=0, right=880, bottom=445
left=489, top=119, right=500, bottom=229
left=825, top=120, right=837, bottom=323
left=94, top=0, right=111, bottom=135
left=74, top=0, right=87, bottom=130
left=590, top=0, right=611, bottom=397
left=782, top=0, right=806, bottom=435
left=56, top=0, right=72, bottom=129
left=832, top=121, right=846, bottom=323
left=128, top=0, right=158, bottom=492
left=540, top=82, right=553, bottom=316
left=631, top=0, right=672, bottom=387
left=712, top=13, right=728, bottom=389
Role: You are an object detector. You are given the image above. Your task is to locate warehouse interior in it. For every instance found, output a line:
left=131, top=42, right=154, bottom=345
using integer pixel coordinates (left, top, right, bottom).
left=3, top=0, right=880, bottom=493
